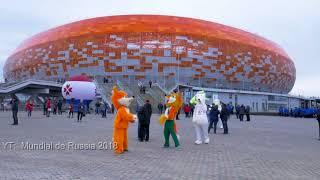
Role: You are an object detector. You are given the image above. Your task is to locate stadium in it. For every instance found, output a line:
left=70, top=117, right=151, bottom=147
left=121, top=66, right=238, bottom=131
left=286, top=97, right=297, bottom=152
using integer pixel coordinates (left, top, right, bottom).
left=3, top=15, right=313, bottom=112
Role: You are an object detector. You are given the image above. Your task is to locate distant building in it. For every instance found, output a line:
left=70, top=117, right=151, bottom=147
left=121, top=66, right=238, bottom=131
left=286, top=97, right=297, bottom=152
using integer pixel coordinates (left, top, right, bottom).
left=4, top=15, right=307, bottom=112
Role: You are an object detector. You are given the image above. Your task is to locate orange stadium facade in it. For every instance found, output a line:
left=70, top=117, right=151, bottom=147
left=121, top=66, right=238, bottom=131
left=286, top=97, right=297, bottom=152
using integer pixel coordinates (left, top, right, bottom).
left=4, top=15, right=295, bottom=93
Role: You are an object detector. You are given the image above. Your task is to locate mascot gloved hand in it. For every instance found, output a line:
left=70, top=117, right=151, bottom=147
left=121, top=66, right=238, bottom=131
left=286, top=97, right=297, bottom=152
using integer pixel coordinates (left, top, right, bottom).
left=159, top=92, right=183, bottom=148
left=111, top=86, right=136, bottom=154
left=190, top=91, right=210, bottom=145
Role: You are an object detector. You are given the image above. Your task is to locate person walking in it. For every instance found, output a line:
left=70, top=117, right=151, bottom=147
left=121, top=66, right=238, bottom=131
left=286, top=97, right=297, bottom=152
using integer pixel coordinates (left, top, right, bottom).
left=1, top=102, right=4, bottom=112
left=57, top=100, right=63, bottom=115
left=25, top=101, right=29, bottom=112
left=101, top=101, right=107, bottom=118
left=190, top=104, right=195, bottom=117
left=95, top=101, right=101, bottom=115
left=46, top=98, right=51, bottom=117
left=111, top=104, right=115, bottom=114
left=239, top=105, right=245, bottom=121
left=235, top=105, right=240, bottom=119
left=149, top=80, right=152, bottom=88
left=220, top=103, right=229, bottom=134
left=208, top=104, right=220, bottom=134
left=316, top=106, right=320, bottom=140
left=43, top=101, right=47, bottom=115
left=176, top=108, right=181, bottom=120
left=53, top=100, right=58, bottom=115
left=158, top=102, right=164, bottom=114
left=245, top=105, right=251, bottom=121
left=77, top=100, right=85, bottom=122
left=68, top=102, right=74, bottom=118
left=142, top=86, right=146, bottom=94
left=11, top=95, right=19, bottom=125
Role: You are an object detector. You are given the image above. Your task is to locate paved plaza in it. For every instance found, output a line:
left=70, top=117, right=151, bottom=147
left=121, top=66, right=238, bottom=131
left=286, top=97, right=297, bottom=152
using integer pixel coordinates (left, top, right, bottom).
left=0, top=111, right=319, bottom=180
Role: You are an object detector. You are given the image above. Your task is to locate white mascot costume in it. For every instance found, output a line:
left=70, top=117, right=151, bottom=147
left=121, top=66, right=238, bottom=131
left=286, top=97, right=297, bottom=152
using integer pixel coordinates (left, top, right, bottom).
left=190, top=91, right=209, bottom=144
left=213, top=99, right=224, bottom=129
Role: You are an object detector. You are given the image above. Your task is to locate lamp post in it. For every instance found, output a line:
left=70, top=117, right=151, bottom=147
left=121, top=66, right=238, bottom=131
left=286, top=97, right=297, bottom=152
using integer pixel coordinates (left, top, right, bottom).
left=176, top=46, right=183, bottom=86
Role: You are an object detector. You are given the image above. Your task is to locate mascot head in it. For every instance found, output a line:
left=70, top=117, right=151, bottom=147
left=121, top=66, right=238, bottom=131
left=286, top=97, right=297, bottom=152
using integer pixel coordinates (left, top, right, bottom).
left=159, top=92, right=183, bottom=125
left=190, top=91, right=206, bottom=105
left=165, top=92, right=183, bottom=110
left=111, top=86, right=134, bottom=109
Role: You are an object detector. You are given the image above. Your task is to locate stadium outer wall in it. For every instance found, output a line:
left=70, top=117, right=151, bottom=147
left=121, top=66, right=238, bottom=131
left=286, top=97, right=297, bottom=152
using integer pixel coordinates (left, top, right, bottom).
left=4, top=15, right=296, bottom=94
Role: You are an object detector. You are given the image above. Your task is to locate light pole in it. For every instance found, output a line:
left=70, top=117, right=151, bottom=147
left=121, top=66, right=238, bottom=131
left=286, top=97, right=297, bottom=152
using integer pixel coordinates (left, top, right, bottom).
left=176, top=47, right=183, bottom=86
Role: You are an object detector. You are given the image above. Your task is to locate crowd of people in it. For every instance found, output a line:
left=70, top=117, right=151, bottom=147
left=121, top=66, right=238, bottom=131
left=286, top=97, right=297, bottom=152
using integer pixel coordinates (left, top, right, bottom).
left=279, top=107, right=318, bottom=118
left=235, top=104, right=251, bottom=121
left=6, top=94, right=320, bottom=141
left=7, top=96, right=117, bottom=125
left=95, top=101, right=112, bottom=118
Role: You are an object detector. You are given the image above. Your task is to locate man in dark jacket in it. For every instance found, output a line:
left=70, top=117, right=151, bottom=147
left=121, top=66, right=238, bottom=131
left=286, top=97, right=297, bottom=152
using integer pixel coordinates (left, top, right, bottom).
left=220, top=103, right=229, bottom=134
left=239, top=105, right=245, bottom=121
left=245, top=105, right=251, bottom=121
left=208, top=104, right=220, bottom=134
left=77, top=100, right=85, bottom=122
left=176, top=108, right=181, bottom=120
left=43, top=101, right=47, bottom=115
left=138, top=100, right=152, bottom=141
left=57, top=100, right=63, bottom=115
left=316, top=107, right=320, bottom=140
left=235, top=105, right=240, bottom=119
left=158, top=102, right=164, bottom=114
left=137, top=106, right=146, bottom=141
left=11, top=95, right=19, bottom=125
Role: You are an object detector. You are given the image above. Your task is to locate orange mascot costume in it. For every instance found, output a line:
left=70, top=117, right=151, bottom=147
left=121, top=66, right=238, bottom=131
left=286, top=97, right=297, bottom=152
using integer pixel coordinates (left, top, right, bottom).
left=111, top=86, right=137, bottom=154
left=159, top=92, right=183, bottom=148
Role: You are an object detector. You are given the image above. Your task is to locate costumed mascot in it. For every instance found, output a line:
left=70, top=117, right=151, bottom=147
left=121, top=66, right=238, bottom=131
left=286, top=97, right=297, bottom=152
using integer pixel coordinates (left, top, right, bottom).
left=159, top=92, right=183, bottom=148
left=111, top=86, right=137, bottom=154
left=190, top=91, right=210, bottom=144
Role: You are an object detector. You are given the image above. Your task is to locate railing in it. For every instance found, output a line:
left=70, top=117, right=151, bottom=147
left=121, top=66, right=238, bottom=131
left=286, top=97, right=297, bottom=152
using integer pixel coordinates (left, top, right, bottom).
left=93, top=79, right=111, bottom=107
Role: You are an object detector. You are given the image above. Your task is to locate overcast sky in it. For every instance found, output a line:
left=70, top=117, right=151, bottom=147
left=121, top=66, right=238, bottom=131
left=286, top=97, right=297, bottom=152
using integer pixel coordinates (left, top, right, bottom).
left=0, top=0, right=319, bottom=96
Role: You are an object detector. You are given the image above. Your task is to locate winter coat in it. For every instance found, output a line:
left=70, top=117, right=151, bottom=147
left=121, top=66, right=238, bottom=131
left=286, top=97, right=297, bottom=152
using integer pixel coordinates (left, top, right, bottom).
left=78, top=103, right=85, bottom=113
left=245, top=106, right=250, bottom=115
left=26, top=103, right=33, bottom=111
left=158, top=103, right=163, bottom=110
left=184, top=105, right=191, bottom=113
left=220, top=106, right=229, bottom=122
left=316, top=109, right=320, bottom=121
left=208, top=106, right=220, bottom=122
left=137, top=106, right=148, bottom=125
left=142, top=103, right=152, bottom=125
left=46, top=100, right=51, bottom=109
left=11, top=99, right=19, bottom=111
left=239, top=106, right=246, bottom=115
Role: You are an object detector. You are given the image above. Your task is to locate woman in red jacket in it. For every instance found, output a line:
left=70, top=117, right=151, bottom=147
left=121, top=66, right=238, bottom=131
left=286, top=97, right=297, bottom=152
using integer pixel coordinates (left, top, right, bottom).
left=184, top=104, right=191, bottom=118
left=46, top=98, right=51, bottom=117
